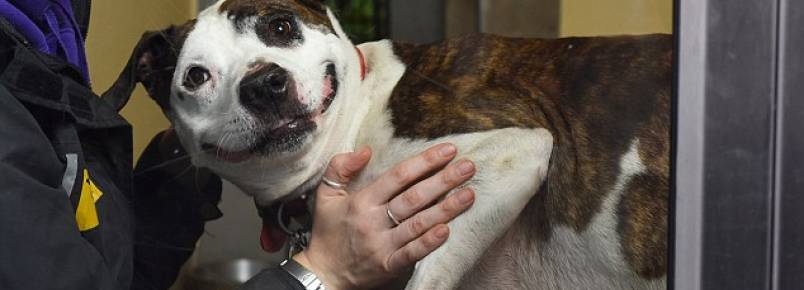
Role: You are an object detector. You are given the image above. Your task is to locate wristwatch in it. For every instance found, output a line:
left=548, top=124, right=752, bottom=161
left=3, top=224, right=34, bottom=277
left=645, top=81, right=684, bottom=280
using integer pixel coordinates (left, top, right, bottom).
left=280, top=258, right=327, bottom=290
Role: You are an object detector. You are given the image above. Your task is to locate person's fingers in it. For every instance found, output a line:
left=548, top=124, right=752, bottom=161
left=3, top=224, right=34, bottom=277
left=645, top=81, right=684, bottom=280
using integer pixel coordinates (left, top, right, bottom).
left=390, top=188, right=475, bottom=247
left=364, top=143, right=457, bottom=205
left=386, top=224, right=450, bottom=273
left=386, top=160, right=475, bottom=221
left=318, top=147, right=372, bottom=197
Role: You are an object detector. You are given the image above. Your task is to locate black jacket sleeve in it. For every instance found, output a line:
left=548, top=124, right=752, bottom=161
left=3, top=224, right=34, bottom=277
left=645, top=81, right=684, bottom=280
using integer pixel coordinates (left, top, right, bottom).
left=0, top=85, right=223, bottom=290
left=0, top=18, right=222, bottom=289
left=0, top=85, right=119, bottom=289
left=239, top=268, right=306, bottom=290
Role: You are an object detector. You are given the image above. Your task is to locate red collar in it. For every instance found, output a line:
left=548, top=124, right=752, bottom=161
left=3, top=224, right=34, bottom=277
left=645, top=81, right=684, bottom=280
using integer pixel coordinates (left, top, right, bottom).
left=356, top=47, right=367, bottom=80
left=259, top=197, right=310, bottom=253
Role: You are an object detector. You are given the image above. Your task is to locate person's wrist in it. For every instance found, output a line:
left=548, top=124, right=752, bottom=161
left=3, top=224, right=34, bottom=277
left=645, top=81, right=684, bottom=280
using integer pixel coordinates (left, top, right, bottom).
left=292, top=250, right=353, bottom=290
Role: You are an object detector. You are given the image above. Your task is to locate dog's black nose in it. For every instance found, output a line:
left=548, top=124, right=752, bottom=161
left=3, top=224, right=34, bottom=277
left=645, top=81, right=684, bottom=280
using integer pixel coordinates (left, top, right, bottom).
left=240, top=63, right=292, bottom=114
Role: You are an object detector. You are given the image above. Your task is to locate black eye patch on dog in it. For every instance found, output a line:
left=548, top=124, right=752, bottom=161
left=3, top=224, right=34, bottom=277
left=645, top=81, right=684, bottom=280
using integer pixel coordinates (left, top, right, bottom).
left=255, top=13, right=304, bottom=47
left=220, top=0, right=333, bottom=40
left=227, top=10, right=304, bottom=48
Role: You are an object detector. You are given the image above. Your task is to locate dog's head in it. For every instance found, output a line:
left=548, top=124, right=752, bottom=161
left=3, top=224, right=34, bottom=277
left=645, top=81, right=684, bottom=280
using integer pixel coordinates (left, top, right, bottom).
left=109, top=0, right=365, bottom=201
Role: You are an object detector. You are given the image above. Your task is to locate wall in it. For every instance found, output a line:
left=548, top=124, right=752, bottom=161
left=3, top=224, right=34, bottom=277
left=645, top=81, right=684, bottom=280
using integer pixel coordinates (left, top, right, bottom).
left=446, top=0, right=672, bottom=39
left=478, top=0, right=560, bottom=38
left=445, top=0, right=479, bottom=38
left=85, top=0, right=196, bottom=160
left=389, top=0, right=445, bottom=43
left=560, top=0, right=672, bottom=36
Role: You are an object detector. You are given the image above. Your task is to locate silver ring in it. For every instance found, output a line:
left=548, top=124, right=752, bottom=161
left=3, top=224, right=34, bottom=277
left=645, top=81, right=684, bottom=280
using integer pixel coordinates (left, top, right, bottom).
left=321, top=176, right=347, bottom=190
left=386, top=205, right=403, bottom=226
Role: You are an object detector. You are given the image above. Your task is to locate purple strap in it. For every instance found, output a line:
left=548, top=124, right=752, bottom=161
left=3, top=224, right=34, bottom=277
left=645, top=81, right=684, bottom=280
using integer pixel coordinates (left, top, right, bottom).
left=0, top=0, right=90, bottom=83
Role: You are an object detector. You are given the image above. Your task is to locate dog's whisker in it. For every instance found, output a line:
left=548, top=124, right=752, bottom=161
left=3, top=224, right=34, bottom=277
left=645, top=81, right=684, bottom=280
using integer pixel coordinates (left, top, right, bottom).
left=215, top=132, right=230, bottom=159
left=133, top=150, right=207, bottom=177
left=164, top=163, right=196, bottom=185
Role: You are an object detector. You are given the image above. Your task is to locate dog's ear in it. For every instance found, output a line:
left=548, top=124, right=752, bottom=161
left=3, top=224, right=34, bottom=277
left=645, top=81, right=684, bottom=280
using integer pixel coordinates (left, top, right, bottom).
left=299, top=0, right=327, bottom=5
left=298, top=0, right=328, bottom=11
left=102, top=25, right=184, bottom=113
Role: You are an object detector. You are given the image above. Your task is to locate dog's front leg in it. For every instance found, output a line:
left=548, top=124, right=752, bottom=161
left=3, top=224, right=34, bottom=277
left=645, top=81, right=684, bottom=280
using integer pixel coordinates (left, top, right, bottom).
left=404, top=128, right=553, bottom=290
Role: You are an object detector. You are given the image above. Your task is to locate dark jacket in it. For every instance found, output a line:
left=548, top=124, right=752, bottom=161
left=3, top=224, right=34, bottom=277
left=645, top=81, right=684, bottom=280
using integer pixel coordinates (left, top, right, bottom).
left=0, top=15, right=307, bottom=290
left=0, top=17, right=224, bottom=289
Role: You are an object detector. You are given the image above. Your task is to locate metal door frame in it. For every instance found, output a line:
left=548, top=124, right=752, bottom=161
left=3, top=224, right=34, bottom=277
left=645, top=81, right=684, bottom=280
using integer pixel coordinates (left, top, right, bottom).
left=674, top=0, right=803, bottom=288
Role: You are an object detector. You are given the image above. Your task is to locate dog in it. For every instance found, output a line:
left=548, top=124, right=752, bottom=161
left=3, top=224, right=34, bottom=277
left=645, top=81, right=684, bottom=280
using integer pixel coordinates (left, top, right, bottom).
left=106, top=0, right=670, bottom=289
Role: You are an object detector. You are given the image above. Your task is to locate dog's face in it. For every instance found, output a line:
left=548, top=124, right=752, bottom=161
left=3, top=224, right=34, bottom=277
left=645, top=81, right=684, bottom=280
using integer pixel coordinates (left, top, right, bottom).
left=123, top=0, right=364, bottom=197
left=175, top=0, right=341, bottom=160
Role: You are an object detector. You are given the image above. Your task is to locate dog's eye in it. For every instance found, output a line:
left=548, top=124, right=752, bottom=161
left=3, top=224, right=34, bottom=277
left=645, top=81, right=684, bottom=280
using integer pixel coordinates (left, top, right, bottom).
left=183, top=66, right=211, bottom=91
left=268, top=19, right=293, bottom=37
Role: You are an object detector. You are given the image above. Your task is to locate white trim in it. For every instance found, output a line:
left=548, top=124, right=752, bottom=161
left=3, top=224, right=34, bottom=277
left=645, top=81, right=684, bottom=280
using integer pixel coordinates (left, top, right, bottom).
left=674, top=0, right=707, bottom=289
left=61, top=153, right=78, bottom=197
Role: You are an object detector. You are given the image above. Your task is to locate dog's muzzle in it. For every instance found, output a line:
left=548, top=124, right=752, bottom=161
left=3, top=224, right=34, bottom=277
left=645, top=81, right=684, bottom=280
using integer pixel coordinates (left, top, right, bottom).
left=239, top=63, right=296, bottom=116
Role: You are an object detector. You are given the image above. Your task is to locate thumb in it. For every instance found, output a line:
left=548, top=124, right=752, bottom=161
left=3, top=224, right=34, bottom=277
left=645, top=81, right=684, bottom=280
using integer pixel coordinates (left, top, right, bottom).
left=318, top=146, right=372, bottom=197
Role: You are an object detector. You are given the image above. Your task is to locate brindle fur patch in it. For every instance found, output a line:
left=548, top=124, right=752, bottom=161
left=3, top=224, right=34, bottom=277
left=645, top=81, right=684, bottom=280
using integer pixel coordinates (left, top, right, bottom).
left=390, top=34, right=671, bottom=278
left=219, top=0, right=332, bottom=33
left=617, top=93, right=670, bottom=278
left=618, top=174, right=668, bottom=278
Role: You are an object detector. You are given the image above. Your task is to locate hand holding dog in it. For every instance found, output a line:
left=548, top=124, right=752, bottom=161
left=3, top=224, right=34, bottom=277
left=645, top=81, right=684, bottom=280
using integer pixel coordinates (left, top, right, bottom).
left=295, top=144, right=477, bottom=290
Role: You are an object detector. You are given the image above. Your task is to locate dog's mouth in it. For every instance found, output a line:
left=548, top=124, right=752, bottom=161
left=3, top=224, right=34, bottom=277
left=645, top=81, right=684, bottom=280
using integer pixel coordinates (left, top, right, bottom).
left=201, top=63, right=339, bottom=163
left=320, top=63, right=339, bottom=114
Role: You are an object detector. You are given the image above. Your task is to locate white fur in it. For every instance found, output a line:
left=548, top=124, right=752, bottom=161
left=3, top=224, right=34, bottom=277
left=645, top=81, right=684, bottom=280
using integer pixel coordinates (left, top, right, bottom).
left=460, top=140, right=665, bottom=290
left=172, top=3, right=665, bottom=289
left=380, top=129, right=552, bottom=290
left=521, top=139, right=664, bottom=290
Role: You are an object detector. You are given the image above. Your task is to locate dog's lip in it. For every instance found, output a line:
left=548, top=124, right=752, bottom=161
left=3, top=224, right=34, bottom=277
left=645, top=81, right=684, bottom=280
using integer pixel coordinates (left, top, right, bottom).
left=201, top=117, right=309, bottom=163
left=320, top=63, right=338, bottom=114
left=201, top=143, right=253, bottom=163
left=270, top=117, right=302, bottom=130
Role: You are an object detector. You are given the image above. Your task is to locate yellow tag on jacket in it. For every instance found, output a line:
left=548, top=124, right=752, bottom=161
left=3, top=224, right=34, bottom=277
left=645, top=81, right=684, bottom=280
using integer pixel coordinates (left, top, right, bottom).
left=75, top=169, right=104, bottom=231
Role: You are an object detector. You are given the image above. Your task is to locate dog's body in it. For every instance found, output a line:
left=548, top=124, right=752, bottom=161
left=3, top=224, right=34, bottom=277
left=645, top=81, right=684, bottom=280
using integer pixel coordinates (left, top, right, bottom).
left=114, top=1, right=670, bottom=289
left=340, top=35, right=669, bottom=290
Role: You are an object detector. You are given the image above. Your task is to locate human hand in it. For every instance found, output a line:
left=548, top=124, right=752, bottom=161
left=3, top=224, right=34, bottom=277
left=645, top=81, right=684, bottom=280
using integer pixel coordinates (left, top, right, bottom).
left=295, top=144, right=476, bottom=290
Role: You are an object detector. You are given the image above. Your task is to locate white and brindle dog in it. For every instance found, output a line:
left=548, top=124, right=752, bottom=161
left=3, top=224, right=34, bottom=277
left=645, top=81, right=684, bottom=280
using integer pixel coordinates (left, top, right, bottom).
left=107, top=0, right=670, bottom=289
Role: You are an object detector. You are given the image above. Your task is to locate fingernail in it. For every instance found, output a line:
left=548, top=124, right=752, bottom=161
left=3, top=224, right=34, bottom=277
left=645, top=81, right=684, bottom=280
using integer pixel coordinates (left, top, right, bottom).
left=435, top=226, right=449, bottom=238
left=439, top=144, right=457, bottom=157
left=458, top=160, right=475, bottom=175
left=356, top=146, right=371, bottom=158
left=457, top=189, right=474, bottom=204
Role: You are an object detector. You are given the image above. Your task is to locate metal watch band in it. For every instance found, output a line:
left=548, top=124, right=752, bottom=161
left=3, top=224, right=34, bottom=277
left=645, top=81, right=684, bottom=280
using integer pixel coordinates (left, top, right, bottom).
left=280, top=259, right=327, bottom=290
